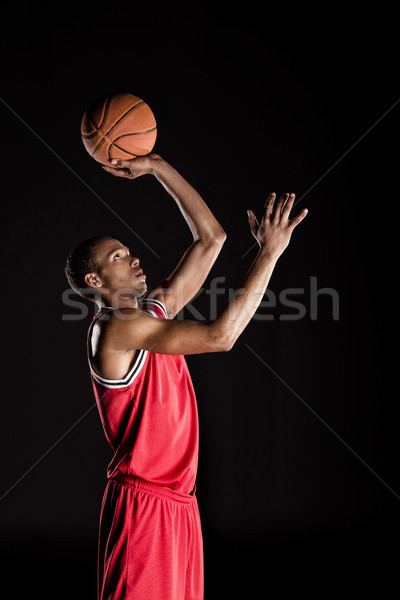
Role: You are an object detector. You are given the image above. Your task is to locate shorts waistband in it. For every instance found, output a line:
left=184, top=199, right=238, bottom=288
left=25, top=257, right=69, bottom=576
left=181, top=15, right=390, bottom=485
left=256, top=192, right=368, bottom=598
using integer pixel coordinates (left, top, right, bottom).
left=110, top=473, right=196, bottom=505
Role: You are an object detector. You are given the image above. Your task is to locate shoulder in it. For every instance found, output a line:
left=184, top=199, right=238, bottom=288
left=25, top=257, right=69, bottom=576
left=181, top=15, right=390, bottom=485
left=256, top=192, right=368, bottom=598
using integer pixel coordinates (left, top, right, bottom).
left=101, top=300, right=169, bottom=351
left=91, top=299, right=169, bottom=353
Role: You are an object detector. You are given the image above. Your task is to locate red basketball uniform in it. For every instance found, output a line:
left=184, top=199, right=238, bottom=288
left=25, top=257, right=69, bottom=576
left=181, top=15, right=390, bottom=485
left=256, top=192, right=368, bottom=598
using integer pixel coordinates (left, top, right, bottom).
left=87, top=298, right=203, bottom=600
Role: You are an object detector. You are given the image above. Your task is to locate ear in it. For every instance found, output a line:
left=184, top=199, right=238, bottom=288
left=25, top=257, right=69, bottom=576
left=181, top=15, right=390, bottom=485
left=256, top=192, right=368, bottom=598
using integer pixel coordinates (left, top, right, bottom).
left=84, top=272, right=102, bottom=289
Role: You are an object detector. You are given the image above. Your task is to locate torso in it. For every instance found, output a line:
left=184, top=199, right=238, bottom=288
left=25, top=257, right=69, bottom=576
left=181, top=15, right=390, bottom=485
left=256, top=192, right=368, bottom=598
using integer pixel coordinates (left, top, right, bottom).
left=87, top=298, right=199, bottom=493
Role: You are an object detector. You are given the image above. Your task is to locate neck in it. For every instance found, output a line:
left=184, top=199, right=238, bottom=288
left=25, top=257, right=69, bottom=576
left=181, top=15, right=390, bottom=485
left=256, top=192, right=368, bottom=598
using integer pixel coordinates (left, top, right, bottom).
left=97, top=293, right=140, bottom=310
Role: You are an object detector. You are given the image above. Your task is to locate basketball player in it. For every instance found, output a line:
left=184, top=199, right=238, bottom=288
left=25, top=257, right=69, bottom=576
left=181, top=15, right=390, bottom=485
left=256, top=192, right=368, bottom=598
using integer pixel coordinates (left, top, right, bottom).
left=64, top=154, right=308, bottom=600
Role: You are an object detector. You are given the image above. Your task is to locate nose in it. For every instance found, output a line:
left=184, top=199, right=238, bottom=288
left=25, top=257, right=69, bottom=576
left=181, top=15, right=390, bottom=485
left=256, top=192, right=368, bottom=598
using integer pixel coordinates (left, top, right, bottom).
left=130, top=256, right=139, bottom=267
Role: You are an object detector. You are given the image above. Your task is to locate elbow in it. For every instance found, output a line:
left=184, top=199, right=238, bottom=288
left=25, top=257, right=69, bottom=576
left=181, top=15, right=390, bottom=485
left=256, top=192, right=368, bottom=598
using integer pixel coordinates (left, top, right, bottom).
left=220, top=337, right=235, bottom=352
left=222, top=329, right=237, bottom=351
left=200, top=228, right=227, bottom=248
left=214, top=228, right=227, bottom=245
left=210, top=327, right=235, bottom=353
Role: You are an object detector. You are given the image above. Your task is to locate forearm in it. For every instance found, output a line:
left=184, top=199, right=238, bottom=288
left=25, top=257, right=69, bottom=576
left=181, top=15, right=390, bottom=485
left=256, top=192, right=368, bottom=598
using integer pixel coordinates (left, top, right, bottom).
left=212, top=247, right=278, bottom=348
left=152, top=159, right=225, bottom=243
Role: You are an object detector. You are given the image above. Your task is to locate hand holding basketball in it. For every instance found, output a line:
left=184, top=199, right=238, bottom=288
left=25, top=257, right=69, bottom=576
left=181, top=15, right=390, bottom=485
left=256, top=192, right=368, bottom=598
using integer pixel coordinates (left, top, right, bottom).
left=102, top=154, right=164, bottom=179
left=81, top=92, right=157, bottom=166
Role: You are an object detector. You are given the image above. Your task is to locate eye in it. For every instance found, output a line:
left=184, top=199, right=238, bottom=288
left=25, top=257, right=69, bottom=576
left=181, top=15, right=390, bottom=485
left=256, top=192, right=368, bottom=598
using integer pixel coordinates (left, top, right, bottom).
left=113, top=253, right=121, bottom=260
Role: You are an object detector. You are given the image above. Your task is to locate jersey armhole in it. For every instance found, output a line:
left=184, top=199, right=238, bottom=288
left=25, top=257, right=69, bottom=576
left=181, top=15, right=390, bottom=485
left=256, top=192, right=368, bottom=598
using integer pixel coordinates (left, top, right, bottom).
left=87, top=308, right=148, bottom=389
left=138, top=297, right=168, bottom=319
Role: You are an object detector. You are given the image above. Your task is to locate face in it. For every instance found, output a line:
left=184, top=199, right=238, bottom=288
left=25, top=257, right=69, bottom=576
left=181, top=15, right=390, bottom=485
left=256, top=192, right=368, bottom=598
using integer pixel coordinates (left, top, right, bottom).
left=86, top=237, right=147, bottom=303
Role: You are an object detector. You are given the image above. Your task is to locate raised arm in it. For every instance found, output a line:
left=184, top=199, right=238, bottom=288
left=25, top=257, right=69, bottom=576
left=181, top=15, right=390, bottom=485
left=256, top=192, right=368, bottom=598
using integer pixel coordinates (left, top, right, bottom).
left=101, top=192, right=308, bottom=355
left=215, top=192, right=308, bottom=348
left=103, top=155, right=226, bottom=318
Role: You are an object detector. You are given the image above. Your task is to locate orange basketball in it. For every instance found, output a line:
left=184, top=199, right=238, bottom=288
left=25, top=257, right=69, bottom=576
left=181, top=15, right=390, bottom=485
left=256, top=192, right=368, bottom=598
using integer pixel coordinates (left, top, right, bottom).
left=81, top=92, right=157, bottom=166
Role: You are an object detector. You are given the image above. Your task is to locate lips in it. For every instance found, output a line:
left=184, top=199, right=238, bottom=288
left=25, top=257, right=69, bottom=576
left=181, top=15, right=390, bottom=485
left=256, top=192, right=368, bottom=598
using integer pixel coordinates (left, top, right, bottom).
left=136, top=268, right=145, bottom=278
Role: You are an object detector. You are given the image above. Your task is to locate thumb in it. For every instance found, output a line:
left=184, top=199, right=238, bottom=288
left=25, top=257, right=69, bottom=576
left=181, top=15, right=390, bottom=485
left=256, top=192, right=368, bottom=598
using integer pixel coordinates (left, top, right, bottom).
left=247, top=210, right=259, bottom=236
left=111, top=158, right=134, bottom=168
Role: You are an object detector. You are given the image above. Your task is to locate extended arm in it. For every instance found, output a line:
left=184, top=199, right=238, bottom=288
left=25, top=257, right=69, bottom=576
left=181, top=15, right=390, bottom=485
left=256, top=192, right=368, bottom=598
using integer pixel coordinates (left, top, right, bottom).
left=103, top=155, right=226, bottom=318
left=211, top=192, right=308, bottom=348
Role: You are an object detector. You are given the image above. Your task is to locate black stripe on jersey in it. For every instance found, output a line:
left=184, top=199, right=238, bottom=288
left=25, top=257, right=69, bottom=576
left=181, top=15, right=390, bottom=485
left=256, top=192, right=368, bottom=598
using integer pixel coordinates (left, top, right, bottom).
left=87, top=299, right=166, bottom=389
left=138, top=297, right=168, bottom=318
left=90, top=348, right=148, bottom=389
left=87, top=308, right=148, bottom=389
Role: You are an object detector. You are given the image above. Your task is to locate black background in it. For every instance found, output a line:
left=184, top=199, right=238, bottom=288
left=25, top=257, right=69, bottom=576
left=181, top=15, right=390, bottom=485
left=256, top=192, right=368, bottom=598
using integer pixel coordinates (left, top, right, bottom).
left=1, top=3, right=399, bottom=598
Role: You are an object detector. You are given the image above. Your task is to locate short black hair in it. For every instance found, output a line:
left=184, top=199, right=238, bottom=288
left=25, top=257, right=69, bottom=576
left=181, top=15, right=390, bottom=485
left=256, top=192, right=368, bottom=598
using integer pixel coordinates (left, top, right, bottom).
left=64, top=235, right=110, bottom=300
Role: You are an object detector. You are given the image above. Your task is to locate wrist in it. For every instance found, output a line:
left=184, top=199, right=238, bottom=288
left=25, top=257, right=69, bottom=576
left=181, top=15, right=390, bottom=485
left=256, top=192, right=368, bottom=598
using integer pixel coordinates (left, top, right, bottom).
left=257, top=245, right=280, bottom=263
left=148, top=155, right=167, bottom=176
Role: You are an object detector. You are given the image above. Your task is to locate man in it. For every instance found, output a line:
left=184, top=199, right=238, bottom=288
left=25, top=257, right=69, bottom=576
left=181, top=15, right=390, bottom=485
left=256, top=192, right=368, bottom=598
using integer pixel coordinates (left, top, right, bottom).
left=64, top=154, right=308, bottom=600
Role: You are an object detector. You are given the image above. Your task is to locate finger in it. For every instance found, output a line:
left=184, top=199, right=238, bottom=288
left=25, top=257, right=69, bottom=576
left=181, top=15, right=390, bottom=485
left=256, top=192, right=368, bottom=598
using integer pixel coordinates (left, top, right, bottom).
left=273, top=193, right=289, bottom=222
left=264, top=193, right=276, bottom=218
left=110, top=158, right=136, bottom=168
left=281, top=193, right=296, bottom=218
left=248, top=209, right=260, bottom=226
left=247, top=210, right=259, bottom=236
left=289, top=208, right=308, bottom=228
left=102, top=165, right=131, bottom=177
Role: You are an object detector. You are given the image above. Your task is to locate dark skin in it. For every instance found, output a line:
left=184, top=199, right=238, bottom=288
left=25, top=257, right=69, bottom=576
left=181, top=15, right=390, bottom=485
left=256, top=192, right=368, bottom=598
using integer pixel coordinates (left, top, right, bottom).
left=86, top=155, right=308, bottom=381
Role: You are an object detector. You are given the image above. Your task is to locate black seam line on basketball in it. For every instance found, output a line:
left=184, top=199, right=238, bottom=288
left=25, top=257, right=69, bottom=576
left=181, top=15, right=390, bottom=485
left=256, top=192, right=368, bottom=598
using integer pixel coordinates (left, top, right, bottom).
left=84, top=95, right=111, bottom=136
left=244, top=342, right=400, bottom=503
left=108, top=128, right=157, bottom=159
left=92, top=101, right=144, bottom=158
left=92, top=133, right=107, bottom=157
left=0, top=96, right=161, bottom=259
left=108, top=130, right=157, bottom=155
left=108, top=143, right=139, bottom=160
left=91, top=100, right=145, bottom=157
left=92, top=100, right=144, bottom=157
left=85, top=97, right=112, bottom=148
left=113, top=127, right=157, bottom=140
left=82, top=130, right=98, bottom=139
left=82, top=114, right=100, bottom=138
left=97, top=95, right=111, bottom=131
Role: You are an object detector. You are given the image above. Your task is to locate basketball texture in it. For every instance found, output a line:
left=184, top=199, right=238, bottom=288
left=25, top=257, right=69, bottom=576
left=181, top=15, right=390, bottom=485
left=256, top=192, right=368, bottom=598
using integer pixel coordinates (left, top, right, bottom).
left=81, top=93, right=157, bottom=166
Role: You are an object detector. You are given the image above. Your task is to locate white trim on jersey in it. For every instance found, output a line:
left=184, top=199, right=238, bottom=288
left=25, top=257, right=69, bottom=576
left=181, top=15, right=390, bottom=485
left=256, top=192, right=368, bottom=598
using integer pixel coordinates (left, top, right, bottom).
left=138, top=297, right=168, bottom=318
left=87, top=298, right=167, bottom=389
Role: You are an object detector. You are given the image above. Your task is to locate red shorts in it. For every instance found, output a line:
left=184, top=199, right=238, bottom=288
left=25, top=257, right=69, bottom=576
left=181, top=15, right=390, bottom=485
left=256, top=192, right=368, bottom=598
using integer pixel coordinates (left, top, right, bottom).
left=97, top=473, right=204, bottom=600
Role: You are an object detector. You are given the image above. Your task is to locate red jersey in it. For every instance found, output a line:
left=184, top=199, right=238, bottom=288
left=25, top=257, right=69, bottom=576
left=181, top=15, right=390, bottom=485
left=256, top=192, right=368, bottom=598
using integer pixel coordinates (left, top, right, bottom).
left=87, top=298, right=199, bottom=496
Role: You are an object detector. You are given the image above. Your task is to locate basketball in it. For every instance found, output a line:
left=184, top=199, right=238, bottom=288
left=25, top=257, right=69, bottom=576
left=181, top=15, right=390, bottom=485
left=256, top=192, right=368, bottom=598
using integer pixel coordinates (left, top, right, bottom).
left=81, top=92, right=157, bottom=166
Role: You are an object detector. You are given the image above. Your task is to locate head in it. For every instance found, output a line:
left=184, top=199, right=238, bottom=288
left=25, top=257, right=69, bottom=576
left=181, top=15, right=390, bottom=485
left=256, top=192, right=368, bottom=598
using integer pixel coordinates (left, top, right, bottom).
left=64, top=235, right=147, bottom=308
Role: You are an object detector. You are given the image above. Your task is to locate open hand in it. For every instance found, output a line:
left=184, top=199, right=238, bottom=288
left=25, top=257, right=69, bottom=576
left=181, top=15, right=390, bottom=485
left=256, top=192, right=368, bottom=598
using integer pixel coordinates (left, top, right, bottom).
left=102, top=154, right=163, bottom=179
left=247, top=193, right=308, bottom=259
